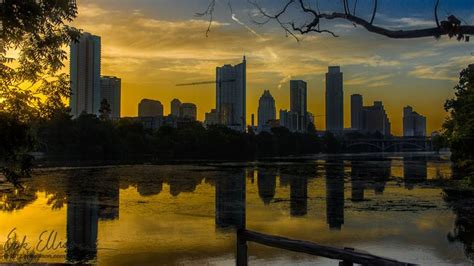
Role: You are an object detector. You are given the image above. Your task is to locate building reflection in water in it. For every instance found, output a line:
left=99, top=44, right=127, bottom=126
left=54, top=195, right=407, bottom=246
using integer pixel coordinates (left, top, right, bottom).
left=350, top=161, right=366, bottom=202
left=278, top=163, right=317, bottom=217
left=66, top=175, right=120, bottom=263
left=325, top=160, right=345, bottom=230
left=66, top=192, right=99, bottom=263
left=99, top=176, right=120, bottom=220
left=373, top=159, right=391, bottom=195
left=215, top=171, right=246, bottom=229
left=350, top=158, right=391, bottom=201
left=403, top=155, right=428, bottom=190
left=257, top=168, right=276, bottom=205
left=2, top=158, right=467, bottom=263
left=290, top=175, right=308, bottom=216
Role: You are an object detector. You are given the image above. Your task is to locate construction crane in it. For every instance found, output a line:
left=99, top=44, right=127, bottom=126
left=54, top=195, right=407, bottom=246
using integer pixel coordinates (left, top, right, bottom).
left=176, top=79, right=236, bottom=87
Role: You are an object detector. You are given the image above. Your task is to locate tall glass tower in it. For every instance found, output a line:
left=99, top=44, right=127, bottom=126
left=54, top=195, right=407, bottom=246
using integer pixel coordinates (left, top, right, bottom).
left=325, top=66, right=344, bottom=133
left=216, top=56, right=247, bottom=132
left=70, top=32, right=101, bottom=117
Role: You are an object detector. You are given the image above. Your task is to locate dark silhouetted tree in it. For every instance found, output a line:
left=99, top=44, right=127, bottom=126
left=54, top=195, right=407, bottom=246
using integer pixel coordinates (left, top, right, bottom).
left=1, top=0, right=80, bottom=184
left=99, top=99, right=112, bottom=121
left=1, top=0, right=80, bottom=121
left=443, top=65, right=474, bottom=178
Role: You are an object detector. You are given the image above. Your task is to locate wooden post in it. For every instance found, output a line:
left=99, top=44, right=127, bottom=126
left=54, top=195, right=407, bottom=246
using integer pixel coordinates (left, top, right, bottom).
left=236, top=229, right=248, bottom=266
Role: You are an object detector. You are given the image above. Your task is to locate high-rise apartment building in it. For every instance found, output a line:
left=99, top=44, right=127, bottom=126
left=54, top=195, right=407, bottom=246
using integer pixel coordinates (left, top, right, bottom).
left=403, top=106, right=426, bottom=137
left=70, top=32, right=101, bottom=117
left=100, top=76, right=121, bottom=119
left=216, top=57, right=246, bottom=131
left=290, top=80, right=308, bottom=132
left=326, top=66, right=344, bottom=133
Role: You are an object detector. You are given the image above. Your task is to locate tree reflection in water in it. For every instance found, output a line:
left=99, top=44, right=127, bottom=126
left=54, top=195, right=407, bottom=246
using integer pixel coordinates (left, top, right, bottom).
left=445, top=189, right=474, bottom=263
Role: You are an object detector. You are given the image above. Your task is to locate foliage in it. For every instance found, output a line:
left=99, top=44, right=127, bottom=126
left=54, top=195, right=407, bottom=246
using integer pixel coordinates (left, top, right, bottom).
left=443, top=66, right=474, bottom=179
left=0, top=0, right=80, bottom=184
left=0, top=113, right=34, bottom=187
left=33, top=113, right=336, bottom=160
left=1, top=0, right=80, bottom=120
left=432, top=134, right=448, bottom=153
left=99, top=99, right=111, bottom=120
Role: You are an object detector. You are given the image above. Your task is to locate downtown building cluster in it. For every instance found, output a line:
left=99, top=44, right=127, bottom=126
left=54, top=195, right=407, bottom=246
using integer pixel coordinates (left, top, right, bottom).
left=137, top=98, right=198, bottom=130
left=70, top=32, right=427, bottom=137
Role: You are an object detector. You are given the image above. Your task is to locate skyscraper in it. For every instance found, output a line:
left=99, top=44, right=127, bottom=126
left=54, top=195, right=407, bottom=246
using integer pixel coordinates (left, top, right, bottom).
left=171, top=99, right=181, bottom=117
left=362, top=101, right=391, bottom=136
left=70, top=32, right=101, bottom=118
left=100, top=76, right=121, bottom=119
left=351, top=94, right=363, bottom=130
left=180, top=103, right=197, bottom=120
left=290, top=80, right=308, bottom=132
left=403, top=106, right=427, bottom=137
left=216, top=56, right=246, bottom=132
left=257, top=90, right=276, bottom=130
left=138, top=99, right=163, bottom=117
left=326, top=66, right=344, bottom=133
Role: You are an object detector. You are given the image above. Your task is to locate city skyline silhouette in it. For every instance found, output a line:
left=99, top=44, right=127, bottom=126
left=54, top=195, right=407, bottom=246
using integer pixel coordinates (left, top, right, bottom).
left=68, top=1, right=474, bottom=135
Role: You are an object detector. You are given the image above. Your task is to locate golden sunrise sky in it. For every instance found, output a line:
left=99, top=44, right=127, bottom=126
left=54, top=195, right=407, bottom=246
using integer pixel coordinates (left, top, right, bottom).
left=70, top=0, right=474, bottom=135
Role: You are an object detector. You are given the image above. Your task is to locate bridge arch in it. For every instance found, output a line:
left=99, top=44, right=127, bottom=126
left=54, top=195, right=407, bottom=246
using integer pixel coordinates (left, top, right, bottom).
left=345, top=142, right=384, bottom=151
left=383, top=142, right=427, bottom=152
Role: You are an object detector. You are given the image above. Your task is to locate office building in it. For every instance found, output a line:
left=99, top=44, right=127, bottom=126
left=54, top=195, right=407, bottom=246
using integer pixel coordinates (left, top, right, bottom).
left=180, top=103, right=197, bottom=120
left=171, top=99, right=181, bottom=117
left=290, top=80, right=308, bottom=132
left=70, top=32, right=101, bottom=117
left=216, top=56, right=246, bottom=131
left=326, top=66, right=344, bottom=133
left=257, top=90, right=276, bottom=131
left=138, top=99, right=163, bottom=117
left=351, top=94, right=363, bottom=130
left=403, top=106, right=427, bottom=137
left=100, top=76, right=121, bottom=119
left=280, top=110, right=299, bottom=132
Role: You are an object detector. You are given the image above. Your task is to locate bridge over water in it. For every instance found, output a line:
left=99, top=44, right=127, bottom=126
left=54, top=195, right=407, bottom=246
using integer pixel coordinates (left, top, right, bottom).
left=343, top=137, right=434, bottom=152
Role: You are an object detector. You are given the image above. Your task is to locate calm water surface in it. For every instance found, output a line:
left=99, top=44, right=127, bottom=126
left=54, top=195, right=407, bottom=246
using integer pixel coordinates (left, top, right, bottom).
left=0, top=153, right=472, bottom=265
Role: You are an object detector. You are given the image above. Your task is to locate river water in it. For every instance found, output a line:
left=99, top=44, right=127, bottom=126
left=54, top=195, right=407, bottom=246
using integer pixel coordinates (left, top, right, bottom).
left=0, top=153, right=471, bottom=265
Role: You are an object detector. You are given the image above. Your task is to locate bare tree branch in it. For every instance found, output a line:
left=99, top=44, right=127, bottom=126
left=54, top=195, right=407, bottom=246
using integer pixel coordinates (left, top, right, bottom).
left=200, top=0, right=474, bottom=41
left=352, top=0, right=359, bottom=17
left=435, top=0, right=440, bottom=27
left=370, top=0, right=378, bottom=25
left=195, top=0, right=216, bottom=37
left=248, top=0, right=301, bottom=41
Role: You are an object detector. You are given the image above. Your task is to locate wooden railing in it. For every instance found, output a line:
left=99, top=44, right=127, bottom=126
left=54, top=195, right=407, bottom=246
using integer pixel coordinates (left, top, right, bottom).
left=237, top=229, right=416, bottom=266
